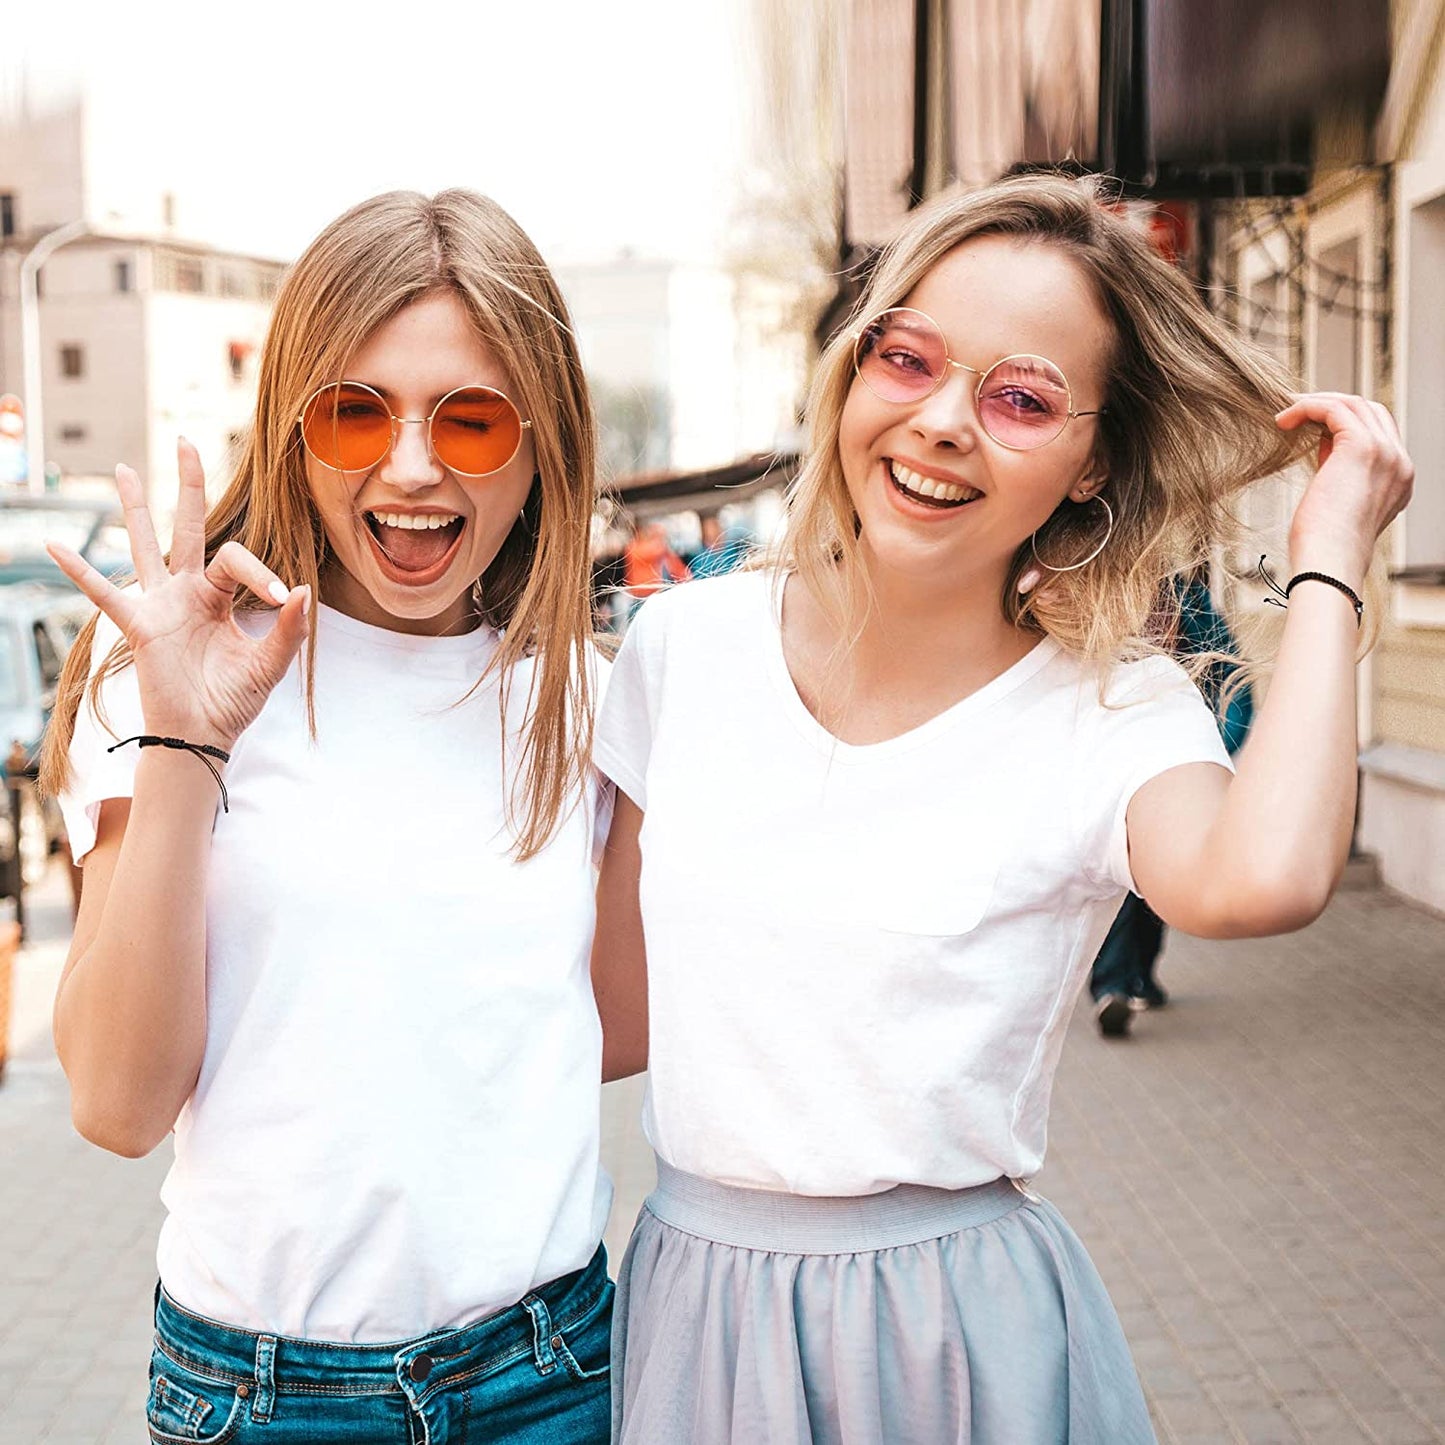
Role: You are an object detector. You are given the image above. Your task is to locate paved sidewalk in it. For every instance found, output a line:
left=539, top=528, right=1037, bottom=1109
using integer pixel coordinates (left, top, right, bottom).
left=1, top=861, right=1442, bottom=1443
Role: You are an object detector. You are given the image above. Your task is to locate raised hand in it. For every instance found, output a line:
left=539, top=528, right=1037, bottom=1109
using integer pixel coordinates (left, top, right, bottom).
left=1276, top=393, right=1415, bottom=591
left=46, top=439, right=311, bottom=750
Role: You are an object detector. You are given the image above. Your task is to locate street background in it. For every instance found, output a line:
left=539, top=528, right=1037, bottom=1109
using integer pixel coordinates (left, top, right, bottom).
left=2, top=857, right=1442, bottom=1445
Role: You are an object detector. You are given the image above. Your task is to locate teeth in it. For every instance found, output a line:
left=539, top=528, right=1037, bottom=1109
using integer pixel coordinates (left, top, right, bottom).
left=369, top=512, right=460, bottom=530
left=889, top=461, right=979, bottom=505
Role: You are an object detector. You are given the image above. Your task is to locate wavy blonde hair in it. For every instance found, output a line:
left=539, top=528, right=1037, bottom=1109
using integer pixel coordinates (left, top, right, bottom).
left=782, top=172, right=1321, bottom=672
left=41, top=189, right=598, bottom=858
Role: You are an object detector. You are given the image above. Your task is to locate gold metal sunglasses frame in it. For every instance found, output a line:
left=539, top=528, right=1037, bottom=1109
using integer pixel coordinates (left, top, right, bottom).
left=852, top=307, right=1106, bottom=451
left=297, top=381, right=533, bottom=477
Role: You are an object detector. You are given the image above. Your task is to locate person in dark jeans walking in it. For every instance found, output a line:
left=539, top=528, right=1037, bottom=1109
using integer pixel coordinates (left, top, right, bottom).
left=1093, top=572, right=1253, bottom=1037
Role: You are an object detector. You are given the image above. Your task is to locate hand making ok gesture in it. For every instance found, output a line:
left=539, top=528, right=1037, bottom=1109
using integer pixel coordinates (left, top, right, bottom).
left=47, top=439, right=311, bottom=751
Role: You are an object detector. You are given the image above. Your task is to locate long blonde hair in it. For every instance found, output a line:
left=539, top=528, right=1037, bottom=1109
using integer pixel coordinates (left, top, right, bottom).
left=782, top=172, right=1317, bottom=669
left=42, top=189, right=598, bottom=858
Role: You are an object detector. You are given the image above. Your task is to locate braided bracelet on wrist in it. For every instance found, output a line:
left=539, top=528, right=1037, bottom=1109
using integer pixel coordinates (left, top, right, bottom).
left=1257, top=556, right=1364, bottom=628
left=107, top=735, right=231, bottom=813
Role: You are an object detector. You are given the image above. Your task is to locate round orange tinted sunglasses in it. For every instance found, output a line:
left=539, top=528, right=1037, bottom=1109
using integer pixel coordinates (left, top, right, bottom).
left=298, top=382, right=532, bottom=477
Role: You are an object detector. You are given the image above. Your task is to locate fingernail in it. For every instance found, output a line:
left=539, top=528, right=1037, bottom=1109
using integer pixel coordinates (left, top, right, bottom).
left=300, top=585, right=312, bottom=618
left=1017, top=568, right=1041, bottom=595
left=268, top=581, right=289, bottom=605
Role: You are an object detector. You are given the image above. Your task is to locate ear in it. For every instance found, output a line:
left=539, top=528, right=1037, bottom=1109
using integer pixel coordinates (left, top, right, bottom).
left=1069, top=468, right=1108, bottom=505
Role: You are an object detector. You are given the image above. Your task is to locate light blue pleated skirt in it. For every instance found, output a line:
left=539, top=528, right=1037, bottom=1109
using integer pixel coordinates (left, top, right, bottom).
left=612, top=1159, right=1156, bottom=1445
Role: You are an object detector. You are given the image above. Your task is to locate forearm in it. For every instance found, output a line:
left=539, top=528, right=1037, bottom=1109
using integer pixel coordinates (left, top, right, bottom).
left=55, top=751, right=217, bottom=1155
left=1197, top=580, right=1362, bottom=932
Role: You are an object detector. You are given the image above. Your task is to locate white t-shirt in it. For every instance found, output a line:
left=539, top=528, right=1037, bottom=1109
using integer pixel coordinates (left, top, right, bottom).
left=594, top=569, right=1232, bottom=1196
left=62, top=605, right=612, bottom=1342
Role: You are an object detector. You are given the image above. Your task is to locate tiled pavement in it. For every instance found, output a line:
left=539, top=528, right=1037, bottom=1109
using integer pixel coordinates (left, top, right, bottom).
left=1, top=860, right=1442, bottom=1443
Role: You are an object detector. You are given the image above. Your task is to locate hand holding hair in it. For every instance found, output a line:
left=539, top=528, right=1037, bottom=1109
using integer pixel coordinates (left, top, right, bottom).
left=1275, top=391, right=1414, bottom=594
left=45, top=437, right=311, bottom=754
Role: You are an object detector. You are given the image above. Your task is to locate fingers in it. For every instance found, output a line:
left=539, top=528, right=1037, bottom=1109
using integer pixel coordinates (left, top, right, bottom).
left=114, top=464, right=168, bottom=589
left=1276, top=391, right=1406, bottom=469
left=170, top=438, right=209, bottom=573
left=1277, top=392, right=1396, bottom=448
left=204, top=540, right=295, bottom=610
left=46, top=542, right=138, bottom=633
left=253, top=585, right=312, bottom=685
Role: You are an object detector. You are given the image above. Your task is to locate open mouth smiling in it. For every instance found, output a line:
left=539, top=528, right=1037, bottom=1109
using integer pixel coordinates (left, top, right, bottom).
left=887, top=460, right=983, bottom=510
left=362, top=509, right=467, bottom=580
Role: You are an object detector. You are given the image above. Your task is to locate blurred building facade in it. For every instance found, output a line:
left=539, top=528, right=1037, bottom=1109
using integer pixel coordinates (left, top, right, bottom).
left=0, top=99, right=284, bottom=498
left=556, top=255, right=806, bottom=486
left=1198, top=0, right=1445, bottom=913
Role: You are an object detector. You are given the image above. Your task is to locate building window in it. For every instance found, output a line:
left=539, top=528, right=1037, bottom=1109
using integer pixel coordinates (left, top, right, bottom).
left=174, top=257, right=205, bottom=293
left=59, top=344, right=85, bottom=379
left=1313, top=239, right=1360, bottom=395
left=1406, top=196, right=1445, bottom=567
left=220, top=267, right=249, bottom=299
left=115, top=259, right=132, bottom=293
left=157, top=253, right=207, bottom=294
left=0, top=193, right=14, bottom=240
left=59, top=424, right=87, bottom=442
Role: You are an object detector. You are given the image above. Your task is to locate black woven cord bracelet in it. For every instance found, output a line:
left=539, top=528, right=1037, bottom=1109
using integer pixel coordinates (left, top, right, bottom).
left=1257, top=556, right=1364, bottom=628
left=1285, top=572, right=1364, bottom=627
left=107, top=735, right=232, bottom=813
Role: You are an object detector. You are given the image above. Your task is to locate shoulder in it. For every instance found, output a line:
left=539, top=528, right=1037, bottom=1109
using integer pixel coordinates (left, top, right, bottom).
left=1098, top=651, right=1198, bottom=709
left=1035, top=645, right=1207, bottom=738
left=627, top=569, right=773, bottom=644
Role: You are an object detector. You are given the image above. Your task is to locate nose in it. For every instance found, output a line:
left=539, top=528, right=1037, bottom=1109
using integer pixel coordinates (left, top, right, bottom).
left=907, top=369, right=982, bottom=452
left=377, top=415, right=445, bottom=490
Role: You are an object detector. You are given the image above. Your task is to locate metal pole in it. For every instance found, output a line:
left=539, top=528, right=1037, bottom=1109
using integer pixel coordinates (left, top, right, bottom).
left=18, top=219, right=91, bottom=496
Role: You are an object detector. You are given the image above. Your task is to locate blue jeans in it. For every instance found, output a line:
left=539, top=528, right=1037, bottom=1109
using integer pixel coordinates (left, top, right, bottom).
left=145, top=1246, right=612, bottom=1444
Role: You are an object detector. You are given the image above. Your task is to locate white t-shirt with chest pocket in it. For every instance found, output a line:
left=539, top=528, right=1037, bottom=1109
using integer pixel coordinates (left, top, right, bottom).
left=594, top=569, right=1232, bottom=1196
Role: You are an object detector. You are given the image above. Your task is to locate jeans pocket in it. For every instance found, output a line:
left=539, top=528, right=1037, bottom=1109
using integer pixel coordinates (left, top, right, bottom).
left=146, top=1345, right=248, bottom=1444
left=552, top=1282, right=614, bottom=1383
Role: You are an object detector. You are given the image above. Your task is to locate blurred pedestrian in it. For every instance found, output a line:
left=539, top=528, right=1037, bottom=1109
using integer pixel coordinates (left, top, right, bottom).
left=687, top=514, right=751, bottom=579
left=1092, top=570, right=1255, bottom=1035
left=591, top=173, right=1411, bottom=1444
left=623, top=520, right=690, bottom=610
left=39, top=191, right=614, bottom=1443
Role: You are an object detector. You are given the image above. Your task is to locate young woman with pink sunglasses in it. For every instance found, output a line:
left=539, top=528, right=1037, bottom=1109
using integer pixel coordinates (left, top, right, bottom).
left=592, top=174, right=1413, bottom=1444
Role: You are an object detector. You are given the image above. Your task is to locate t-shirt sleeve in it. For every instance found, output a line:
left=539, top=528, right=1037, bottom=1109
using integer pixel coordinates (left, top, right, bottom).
left=587, top=647, right=617, bottom=867
left=58, top=611, right=145, bottom=864
left=592, top=597, right=666, bottom=811
left=1075, top=655, right=1234, bottom=895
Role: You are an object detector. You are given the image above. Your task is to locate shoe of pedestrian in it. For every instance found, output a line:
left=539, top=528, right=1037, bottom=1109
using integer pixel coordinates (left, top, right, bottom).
left=1094, top=992, right=1132, bottom=1037
left=1129, top=980, right=1169, bottom=1010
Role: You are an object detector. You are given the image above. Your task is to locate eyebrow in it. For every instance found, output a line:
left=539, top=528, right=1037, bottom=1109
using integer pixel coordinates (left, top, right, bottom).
left=340, top=381, right=483, bottom=410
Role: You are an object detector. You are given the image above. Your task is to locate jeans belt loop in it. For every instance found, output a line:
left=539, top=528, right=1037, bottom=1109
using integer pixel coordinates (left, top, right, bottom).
left=252, top=1334, right=277, bottom=1423
left=521, top=1293, right=558, bottom=1375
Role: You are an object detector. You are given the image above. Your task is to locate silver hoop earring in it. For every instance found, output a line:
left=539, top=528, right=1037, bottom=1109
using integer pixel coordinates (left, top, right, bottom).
left=1030, top=495, right=1114, bottom=574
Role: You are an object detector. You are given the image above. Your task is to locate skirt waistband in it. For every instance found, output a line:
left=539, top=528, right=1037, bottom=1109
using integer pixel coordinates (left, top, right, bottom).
left=646, top=1161, right=1029, bottom=1255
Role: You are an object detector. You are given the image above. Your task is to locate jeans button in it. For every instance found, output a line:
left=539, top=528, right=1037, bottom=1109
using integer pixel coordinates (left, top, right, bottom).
left=408, top=1354, right=434, bottom=1383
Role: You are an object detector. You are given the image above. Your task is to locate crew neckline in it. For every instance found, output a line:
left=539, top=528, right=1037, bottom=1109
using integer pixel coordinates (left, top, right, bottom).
left=760, top=570, right=1060, bottom=761
left=317, top=603, right=500, bottom=656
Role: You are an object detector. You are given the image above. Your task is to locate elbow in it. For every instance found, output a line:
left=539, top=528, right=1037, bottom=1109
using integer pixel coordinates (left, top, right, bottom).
left=1190, top=865, right=1334, bottom=938
left=68, top=1091, right=171, bottom=1159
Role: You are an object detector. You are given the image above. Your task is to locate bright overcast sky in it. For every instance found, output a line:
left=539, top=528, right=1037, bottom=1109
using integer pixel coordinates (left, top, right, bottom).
left=4, top=0, right=750, bottom=265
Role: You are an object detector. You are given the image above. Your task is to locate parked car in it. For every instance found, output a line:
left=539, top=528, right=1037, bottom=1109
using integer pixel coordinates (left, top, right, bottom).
left=0, top=492, right=130, bottom=590
left=0, top=584, right=96, bottom=886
